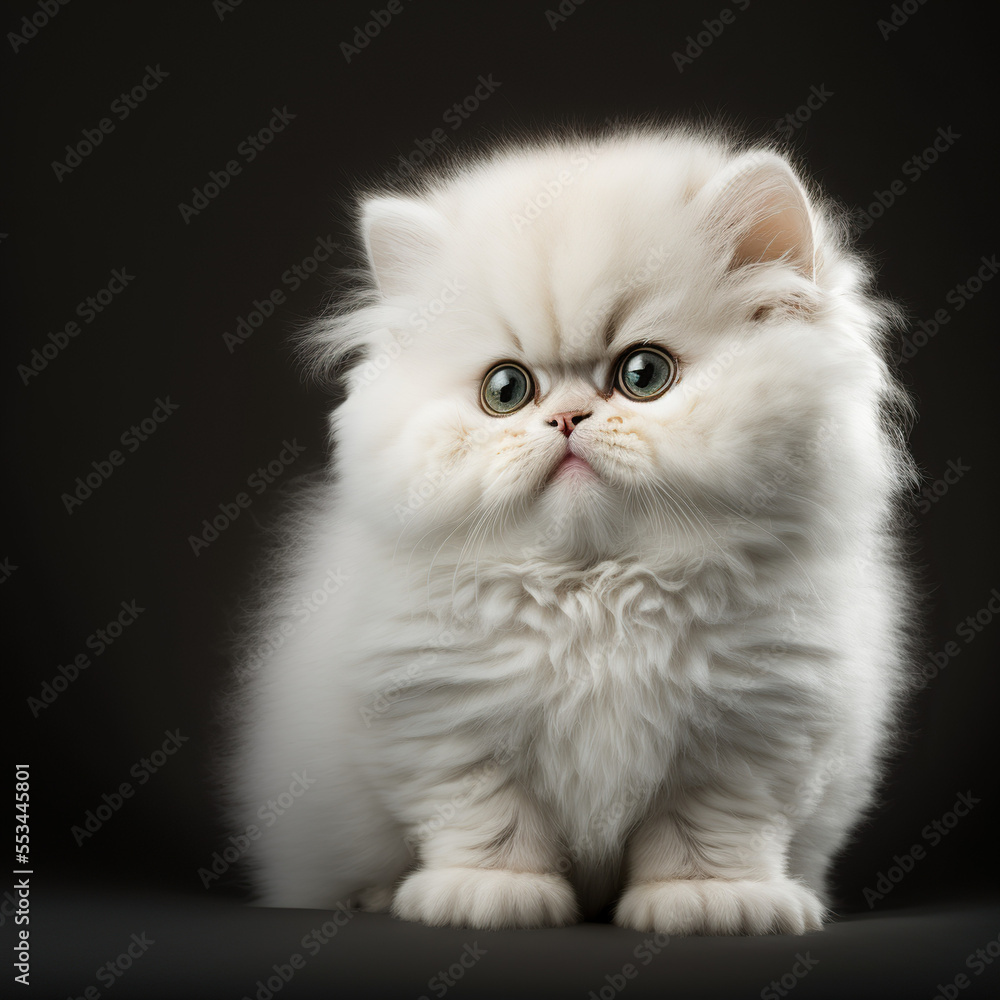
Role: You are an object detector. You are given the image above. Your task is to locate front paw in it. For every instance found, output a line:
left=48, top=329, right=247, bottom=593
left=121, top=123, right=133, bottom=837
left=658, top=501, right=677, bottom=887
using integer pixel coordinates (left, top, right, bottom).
left=392, top=866, right=578, bottom=929
left=614, top=877, right=826, bottom=936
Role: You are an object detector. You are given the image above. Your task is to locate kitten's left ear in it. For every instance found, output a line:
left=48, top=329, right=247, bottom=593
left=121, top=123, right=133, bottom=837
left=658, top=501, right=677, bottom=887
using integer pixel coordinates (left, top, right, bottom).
left=361, top=196, right=450, bottom=297
left=697, top=152, right=816, bottom=280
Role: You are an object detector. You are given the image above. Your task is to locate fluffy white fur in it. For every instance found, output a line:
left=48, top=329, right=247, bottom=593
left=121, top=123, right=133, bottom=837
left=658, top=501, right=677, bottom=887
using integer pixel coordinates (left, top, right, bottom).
left=226, top=126, right=916, bottom=936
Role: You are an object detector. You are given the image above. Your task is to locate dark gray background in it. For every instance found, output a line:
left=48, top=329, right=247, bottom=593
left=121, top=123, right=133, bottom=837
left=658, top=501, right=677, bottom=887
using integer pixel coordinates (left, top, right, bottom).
left=5, top=1, right=997, bottom=997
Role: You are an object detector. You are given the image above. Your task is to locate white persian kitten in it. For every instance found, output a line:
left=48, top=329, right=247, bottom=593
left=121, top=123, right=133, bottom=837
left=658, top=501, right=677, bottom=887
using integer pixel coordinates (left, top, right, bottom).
left=227, top=126, right=915, bottom=935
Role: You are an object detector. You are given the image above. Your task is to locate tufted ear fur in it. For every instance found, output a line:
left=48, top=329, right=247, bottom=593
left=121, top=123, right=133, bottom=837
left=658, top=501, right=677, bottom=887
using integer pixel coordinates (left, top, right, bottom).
left=361, top=196, right=451, bottom=297
left=697, top=152, right=815, bottom=279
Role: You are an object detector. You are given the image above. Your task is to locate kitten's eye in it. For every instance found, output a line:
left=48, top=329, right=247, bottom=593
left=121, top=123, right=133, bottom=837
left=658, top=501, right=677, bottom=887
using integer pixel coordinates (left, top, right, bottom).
left=481, top=362, right=534, bottom=415
left=614, top=346, right=677, bottom=401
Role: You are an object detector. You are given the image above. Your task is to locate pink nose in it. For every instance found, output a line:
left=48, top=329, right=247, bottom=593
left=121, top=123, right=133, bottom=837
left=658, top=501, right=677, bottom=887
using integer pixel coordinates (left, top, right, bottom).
left=547, top=411, right=591, bottom=437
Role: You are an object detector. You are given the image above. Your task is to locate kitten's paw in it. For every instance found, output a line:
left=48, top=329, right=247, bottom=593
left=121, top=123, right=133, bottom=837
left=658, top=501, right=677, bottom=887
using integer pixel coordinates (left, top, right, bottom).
left=392, top=867, right=578, bottom=929
left=614, top=877, right=826, bottom=936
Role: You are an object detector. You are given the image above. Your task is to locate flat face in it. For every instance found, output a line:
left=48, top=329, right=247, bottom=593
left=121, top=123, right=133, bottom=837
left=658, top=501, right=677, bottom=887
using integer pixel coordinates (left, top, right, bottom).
left=333, top=135, right=860, bottom=564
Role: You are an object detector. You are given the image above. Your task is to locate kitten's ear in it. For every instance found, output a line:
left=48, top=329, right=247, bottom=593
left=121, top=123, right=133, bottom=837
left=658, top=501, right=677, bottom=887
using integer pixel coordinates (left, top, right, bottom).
left=361, top=196, right=450, bottom=297
left=698, top=152, right=815, bottom=279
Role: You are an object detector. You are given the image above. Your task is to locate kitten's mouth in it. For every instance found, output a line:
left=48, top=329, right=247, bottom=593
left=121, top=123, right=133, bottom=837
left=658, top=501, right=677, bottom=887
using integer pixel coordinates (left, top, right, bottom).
left=550, top=448, right=598, bottom=482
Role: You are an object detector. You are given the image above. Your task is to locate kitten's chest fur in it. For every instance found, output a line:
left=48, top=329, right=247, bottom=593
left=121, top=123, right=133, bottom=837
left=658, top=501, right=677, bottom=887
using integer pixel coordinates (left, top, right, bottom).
left=431, top=561, right=736, bottom=856
left=529, top=643, right=677, bottom=860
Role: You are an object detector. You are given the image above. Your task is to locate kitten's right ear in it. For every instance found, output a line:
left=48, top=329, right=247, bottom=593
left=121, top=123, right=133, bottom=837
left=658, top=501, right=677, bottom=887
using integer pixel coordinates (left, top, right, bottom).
left=695, top=152, right=816, bottom=280
left=361, top=196, right=450, bottom=297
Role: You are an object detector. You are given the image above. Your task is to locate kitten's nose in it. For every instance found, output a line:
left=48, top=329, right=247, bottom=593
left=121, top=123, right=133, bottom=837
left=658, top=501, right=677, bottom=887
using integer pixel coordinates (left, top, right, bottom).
left=547, top=411, right=591, bottom=437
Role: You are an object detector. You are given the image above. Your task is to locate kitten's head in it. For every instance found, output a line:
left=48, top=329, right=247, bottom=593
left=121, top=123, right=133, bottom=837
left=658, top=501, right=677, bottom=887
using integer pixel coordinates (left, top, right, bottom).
left=312, top=129, right=902, bottom=567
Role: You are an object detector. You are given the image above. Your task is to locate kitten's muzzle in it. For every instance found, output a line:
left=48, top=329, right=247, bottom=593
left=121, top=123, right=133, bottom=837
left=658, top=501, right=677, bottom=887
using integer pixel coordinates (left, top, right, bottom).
left=547, top=410, right=592, bottom=437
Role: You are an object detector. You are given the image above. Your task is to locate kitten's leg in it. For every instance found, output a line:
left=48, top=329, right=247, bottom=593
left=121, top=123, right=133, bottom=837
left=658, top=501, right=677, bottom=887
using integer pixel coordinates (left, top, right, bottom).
left=787, top=764, right=876, bottom=905
left=391, top=768, right=578, bottom=929
left=785, top=820, right=838, bottom=905
left=249, top=769, right=410, bottom=910
left=614, top=783, right=827, bottom=936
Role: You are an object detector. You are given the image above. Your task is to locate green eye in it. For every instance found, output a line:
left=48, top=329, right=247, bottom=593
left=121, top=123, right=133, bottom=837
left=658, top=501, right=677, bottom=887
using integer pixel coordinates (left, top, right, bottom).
left=481, top=362, right=533, bottom=415
left=615, top=346, right=677, bottom=401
